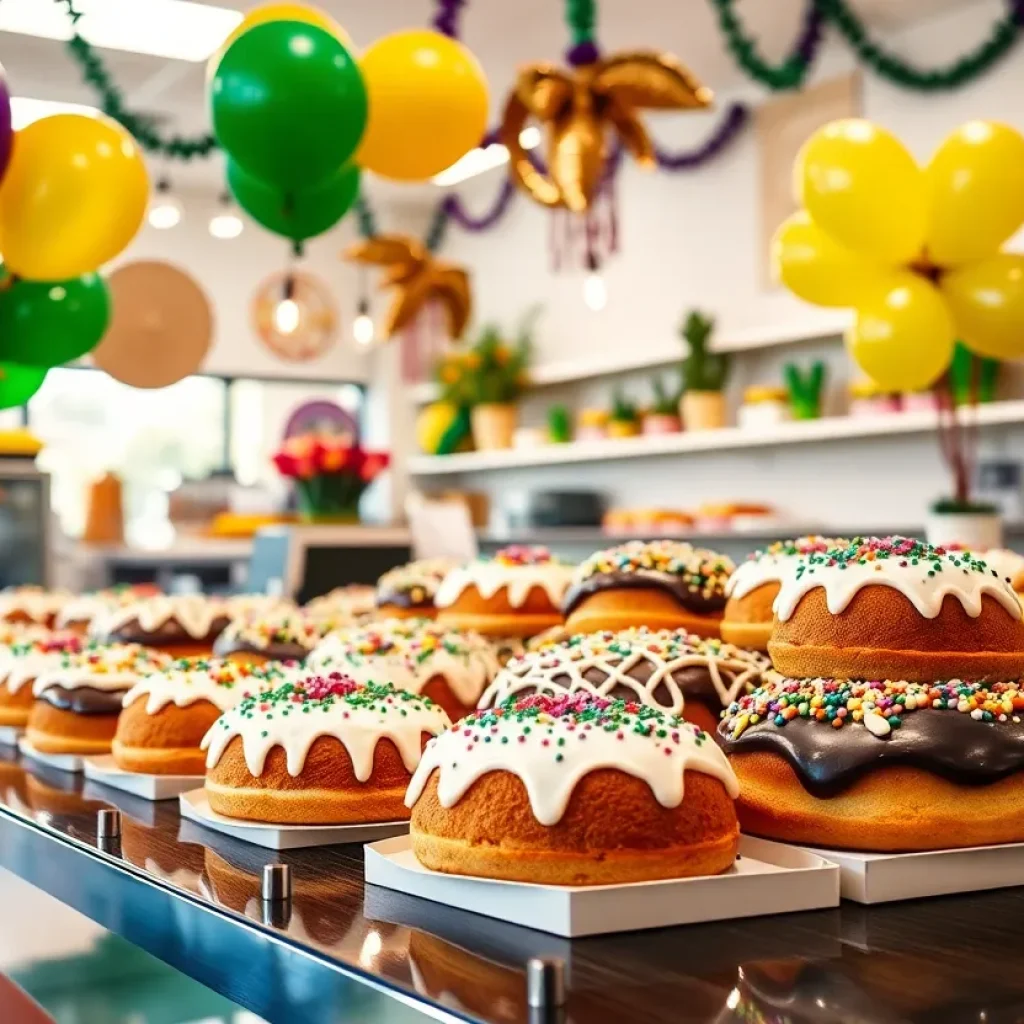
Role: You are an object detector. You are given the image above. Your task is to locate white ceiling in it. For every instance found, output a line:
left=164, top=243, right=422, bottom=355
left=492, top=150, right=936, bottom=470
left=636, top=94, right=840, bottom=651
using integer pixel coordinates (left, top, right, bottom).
left=0, top=0, right=984, bottom=194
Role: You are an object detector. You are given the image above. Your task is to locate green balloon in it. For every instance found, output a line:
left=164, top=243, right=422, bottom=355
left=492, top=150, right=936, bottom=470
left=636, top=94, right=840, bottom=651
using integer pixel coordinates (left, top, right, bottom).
left=227, top=161, right=360, bottom=242
left=0, top=267, right=111, bottom=368
left=211, top=21, right=367, bottom=190
left=0, top=362, right=46, bottom=410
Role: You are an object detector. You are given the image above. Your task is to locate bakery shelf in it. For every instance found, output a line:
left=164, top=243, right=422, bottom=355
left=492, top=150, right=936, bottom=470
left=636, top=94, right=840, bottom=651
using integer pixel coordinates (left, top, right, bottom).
left=407, top=316, right=849, bottom=403
left=408, top=399, right=1024, bottom=476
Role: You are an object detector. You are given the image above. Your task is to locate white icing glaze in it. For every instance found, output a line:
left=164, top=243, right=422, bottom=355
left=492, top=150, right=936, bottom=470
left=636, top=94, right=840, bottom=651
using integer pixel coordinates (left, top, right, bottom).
left=479, top=628, right=767, bottom=712
left=202, top=682, right=451, bottom=779
left=307, top=620, right=500, bottom=708
left=91, top=595, right=227, bottom=641
left=122, top=660, right=297, bottom=715
left=979, top=548, right=1024, bottom=588
left=405, top=700, right=739, bottom=825
left=56, top=593, right=116, bottom=628
left=434, top=560, right=574, bottom=610
left=773, top=539, right=1024, bottom=621
left=726, top=538, right=849, bottom=601
left=2, top=648, right=83, bottom=695
left=376, top=558, right=459, bottom=604
left=0, top=587, right=72, bottom=623
left=304, top=586, right=377, bottom=620
left=217, top=611, right=323, bottom=653
left=32, top=645, right=169, bottom=696
left=726, top=554, right=799, bottom=601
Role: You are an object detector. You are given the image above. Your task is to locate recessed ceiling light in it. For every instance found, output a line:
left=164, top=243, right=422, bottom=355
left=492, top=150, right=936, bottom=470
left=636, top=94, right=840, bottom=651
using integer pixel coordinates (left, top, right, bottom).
left=432, top=129, right=543, bottom=187
left=10, top=97, right=100, bottom=129
left=0, top=0, right=242, bottom=63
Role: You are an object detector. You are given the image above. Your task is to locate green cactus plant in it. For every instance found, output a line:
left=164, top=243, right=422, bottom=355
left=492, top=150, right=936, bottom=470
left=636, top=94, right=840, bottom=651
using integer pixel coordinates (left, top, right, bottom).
left=784, top=360, right=827, bottom=420
left=609, top=386, right=639, bottom=423
left=547, top=403, right=572, bottom=443
left=650, top=374, right=681, bottom=415
left=680, top=310, right=730, bottom=392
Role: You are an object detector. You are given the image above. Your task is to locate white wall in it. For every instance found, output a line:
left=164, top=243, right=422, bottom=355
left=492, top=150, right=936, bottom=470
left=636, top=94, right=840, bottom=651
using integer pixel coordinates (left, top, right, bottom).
left=409, top=1, right=1024, bottom=530
left=113, top=188, right=373, bottom=383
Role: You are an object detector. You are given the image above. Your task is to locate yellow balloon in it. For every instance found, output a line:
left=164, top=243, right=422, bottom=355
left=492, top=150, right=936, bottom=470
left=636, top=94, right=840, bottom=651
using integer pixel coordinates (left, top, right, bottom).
left=771, top=211, right=886, bottom=308
left=0, top=114, right=148, bottom=281
left=847, top=273, right=955, bottom=391
left=356, top=30, right=489, bottom=182
left=942, top=253, right=1024, bottom=360
left=925, top=121, right=1024, bottom=268
left=208, top=2, right=352, bottom=77
left=797, top=119, right=926, bottom=266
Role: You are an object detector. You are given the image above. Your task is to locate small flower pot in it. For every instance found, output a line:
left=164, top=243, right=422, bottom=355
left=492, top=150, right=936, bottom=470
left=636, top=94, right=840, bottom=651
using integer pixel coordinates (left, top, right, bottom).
left=925, top=509, right=1004, bottom=550
left=607, top=419, right=641, bottom=439
left=641, top=413, right=682, bottom=435
left=680, top=391, right=727, bottom=431
left=470, top=403, right=518, bottom=451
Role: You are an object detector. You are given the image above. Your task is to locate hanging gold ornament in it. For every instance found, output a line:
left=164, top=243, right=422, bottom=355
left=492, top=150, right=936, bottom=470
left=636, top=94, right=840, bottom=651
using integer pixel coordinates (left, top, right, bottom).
left=501, top=51, right=712, bottom=213
left=344, top=235, right=471, bottom=340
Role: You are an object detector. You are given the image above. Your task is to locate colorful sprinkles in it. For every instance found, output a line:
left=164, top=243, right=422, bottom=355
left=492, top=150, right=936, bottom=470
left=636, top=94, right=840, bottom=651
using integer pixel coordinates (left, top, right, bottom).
left=722, top=675, right=1024, bottom=740
left=459, top=692, right=709, bottom=760
left=574, top=539, right=734, bottom=597
left=794, top=536, right=1008, bottom=583
left=491, top=545, right=561, bottom=567
left=743, top=535, right=848, bottom=562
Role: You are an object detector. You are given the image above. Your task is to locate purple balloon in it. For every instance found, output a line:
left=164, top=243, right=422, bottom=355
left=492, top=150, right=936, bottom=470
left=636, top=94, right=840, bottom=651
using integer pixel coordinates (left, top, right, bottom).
left=0, top=63, right=11, bottom=183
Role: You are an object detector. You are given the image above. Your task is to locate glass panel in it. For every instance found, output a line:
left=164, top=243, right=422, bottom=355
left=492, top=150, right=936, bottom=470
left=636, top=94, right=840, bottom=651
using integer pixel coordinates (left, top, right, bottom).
left=28, top=368, right=227, bottom=545
left=228, top=379, right=364, bottom=490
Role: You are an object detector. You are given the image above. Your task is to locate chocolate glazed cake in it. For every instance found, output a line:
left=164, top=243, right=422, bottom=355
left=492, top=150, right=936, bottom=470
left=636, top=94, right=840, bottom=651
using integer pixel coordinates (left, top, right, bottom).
left=562, top=540, right=733, bottom=639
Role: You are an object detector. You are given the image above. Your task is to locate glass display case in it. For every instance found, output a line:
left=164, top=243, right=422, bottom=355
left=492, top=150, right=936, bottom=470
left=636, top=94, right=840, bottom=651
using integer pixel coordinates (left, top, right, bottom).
left=0, top=459, right=50, bottom=588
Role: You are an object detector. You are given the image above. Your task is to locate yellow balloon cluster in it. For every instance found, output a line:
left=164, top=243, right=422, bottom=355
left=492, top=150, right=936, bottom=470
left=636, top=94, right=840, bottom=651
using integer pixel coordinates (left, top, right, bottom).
left=0, top=113, right=148, bottom=281
left=774, top=119, right=1024, bottom=391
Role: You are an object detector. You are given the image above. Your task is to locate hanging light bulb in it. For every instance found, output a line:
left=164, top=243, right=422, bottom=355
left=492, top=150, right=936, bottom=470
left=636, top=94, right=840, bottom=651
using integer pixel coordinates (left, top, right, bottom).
left=273, top=274, right=301, bottom=335
left=209, top=191, right=243, bottom=240
left=353, top=296, right=375, bottom=347
left=582, top=252, right=607, bottom=312
left=148, top=177, right=182, bottom=230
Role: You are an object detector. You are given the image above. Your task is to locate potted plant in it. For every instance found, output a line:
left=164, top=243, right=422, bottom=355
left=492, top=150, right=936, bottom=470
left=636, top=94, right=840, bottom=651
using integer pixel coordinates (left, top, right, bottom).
left=437, top=323, right=530, bottom=452
left=607, top=387, right=640, bottom=438
left=783, top=360, right=827, bottom=420
left=924, top=382, right=1002, bottom=548
left=547, top=404, right=572, bottom=444
left=679, top=310, right=730, bottom=430
left=642, top=375, right=682, bottom=434
left=273, top=434, right=390, bottom=523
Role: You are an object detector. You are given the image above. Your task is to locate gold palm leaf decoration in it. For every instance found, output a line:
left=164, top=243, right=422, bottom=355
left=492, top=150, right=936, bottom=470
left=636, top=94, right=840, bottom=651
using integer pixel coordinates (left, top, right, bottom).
left=345, top=235, right=471, bottom=341
left=501, top=51, right=713, bottom=213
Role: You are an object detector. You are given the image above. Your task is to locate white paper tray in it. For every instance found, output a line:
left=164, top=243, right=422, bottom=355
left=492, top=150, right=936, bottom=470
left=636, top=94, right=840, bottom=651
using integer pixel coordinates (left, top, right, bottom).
left=364, top=834, right=840, bottom=937
left=18, top=737, right=86, bottom=774
left=0, top=725, right=23, bottom=747
left=83, top=756, right=200, bottom=801
left=791, top=838, right=1024, bottom=904
left=178, top=788, right=410, bottom=850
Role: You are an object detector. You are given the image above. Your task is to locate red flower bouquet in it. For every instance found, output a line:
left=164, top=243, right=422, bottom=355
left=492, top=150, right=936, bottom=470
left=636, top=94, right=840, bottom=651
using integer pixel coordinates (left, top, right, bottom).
left=272, top=435, right=390, bottom=522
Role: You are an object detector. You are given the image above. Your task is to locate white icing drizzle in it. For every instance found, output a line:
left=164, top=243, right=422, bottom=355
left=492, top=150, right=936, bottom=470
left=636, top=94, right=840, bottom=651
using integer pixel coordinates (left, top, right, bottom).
left=405, top=700, right=740, bottom=825
left=217, top=611, right=323, bottom=652
left=32, top=645, right=169, bottom=696
left=479, top=628, right=767, bottom=712
left=773, top=540, right=1024, bottom=621
left=91, top=595, right=227, bottom=641
left=122, top=660, right=298, bottom=715
left=434, top=560, right=575, bottom=610
left=202, top=682, right=451, bottom=779
left=307, top=619, right=501, bottom=708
